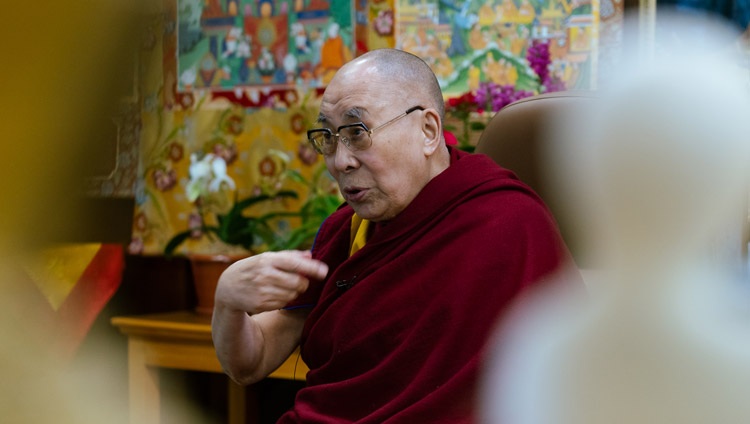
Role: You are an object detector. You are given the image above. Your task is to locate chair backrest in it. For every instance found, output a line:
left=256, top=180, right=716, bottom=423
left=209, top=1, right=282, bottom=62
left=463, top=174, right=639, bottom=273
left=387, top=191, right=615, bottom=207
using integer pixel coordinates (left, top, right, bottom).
left=475, top=91, right=596, bottom=267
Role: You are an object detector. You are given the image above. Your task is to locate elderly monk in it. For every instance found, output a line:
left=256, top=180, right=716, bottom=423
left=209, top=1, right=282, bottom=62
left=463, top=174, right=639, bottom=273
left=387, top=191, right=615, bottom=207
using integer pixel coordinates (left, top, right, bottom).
left=212, top=48, right=576, bottom=423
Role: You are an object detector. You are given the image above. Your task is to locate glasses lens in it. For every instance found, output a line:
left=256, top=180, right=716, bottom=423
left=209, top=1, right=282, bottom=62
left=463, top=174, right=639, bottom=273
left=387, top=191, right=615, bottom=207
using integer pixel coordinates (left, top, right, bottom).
left=309, top=130, right=335, bottom=155
left=340, top=125, right=371, bottom=151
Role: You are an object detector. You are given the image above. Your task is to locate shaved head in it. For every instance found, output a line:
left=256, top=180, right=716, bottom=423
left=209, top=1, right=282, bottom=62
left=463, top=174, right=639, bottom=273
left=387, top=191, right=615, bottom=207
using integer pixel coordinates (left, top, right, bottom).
left=337, top=49, right=445, bottom=121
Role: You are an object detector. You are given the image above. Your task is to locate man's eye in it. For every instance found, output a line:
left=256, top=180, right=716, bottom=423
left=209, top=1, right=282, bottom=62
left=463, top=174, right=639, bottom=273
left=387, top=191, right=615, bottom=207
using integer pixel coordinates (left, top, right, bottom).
left=349, top=127, right=366, bottom=138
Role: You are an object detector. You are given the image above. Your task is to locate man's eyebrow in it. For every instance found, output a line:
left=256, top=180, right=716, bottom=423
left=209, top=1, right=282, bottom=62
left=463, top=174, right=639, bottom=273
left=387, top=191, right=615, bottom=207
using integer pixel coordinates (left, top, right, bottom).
left=343, top=107, right=364, bottom=120
left=317, top=107, right=367, bottom=126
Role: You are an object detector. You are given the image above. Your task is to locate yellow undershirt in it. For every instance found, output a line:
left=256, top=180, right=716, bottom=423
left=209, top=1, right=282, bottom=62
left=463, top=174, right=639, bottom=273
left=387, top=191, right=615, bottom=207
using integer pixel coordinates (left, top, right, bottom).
left=349, top=214, right=371, bottom=257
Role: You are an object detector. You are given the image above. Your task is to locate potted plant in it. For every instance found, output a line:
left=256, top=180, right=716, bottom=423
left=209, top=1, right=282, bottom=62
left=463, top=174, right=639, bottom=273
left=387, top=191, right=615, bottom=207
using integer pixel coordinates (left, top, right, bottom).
left=258, top=161, right=343, bottom=252
left=165, top=149, right=343, bottom=314
left=164, top=151, right=298, bottom=314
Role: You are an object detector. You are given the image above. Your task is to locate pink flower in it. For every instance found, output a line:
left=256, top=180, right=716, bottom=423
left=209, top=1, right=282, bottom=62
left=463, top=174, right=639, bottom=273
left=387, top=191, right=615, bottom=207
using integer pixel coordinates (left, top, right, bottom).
left=290, top=113, right=305, bottom=134
left=128, top=237, right=144, bottom=255
left=446, top=92, right=477, bottom=111
left=213, top=142, right=238, bottom=165
left=225, top=115, right=244, bottom=135
left=285, top=90, right=299, bottom=105
left=259, top=157, right=276, bottom=176
left=444, top=130, right=458, bottom=146
left=297, top=141, right=318, bottom=166
left=153, top=168, right=177, bottom=191
left=134, top=212, right=148, bottom=232
left=526, top=40, right=551, bottom=85
left=373, top=10, right=394, bottom=36
left=188, top=212, right=203, bottom=238
left=178, top=92, right=195, bottom=109
left=168, top=142, right=184, bottom=162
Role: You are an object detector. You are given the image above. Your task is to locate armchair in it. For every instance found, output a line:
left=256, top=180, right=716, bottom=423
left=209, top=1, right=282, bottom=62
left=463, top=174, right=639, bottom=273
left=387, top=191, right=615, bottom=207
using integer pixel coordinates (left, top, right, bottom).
left=474, top=91, right=597, bottom=268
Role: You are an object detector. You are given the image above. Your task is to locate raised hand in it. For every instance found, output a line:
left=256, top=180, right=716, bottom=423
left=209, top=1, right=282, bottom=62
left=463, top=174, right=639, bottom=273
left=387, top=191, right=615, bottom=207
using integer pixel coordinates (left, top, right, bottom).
left=214, top=250, right=328, bottom=315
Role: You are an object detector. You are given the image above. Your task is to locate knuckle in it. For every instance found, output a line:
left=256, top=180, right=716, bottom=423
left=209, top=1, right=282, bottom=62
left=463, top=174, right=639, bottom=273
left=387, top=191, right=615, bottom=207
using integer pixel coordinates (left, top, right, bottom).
left=296, top=276, right=310, bottom=293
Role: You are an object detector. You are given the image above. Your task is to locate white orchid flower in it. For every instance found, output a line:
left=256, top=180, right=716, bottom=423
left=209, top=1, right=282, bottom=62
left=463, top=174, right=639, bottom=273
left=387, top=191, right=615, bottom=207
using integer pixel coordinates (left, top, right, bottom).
left=208, top=156, right=236, bottom=192
left=184, top=153, right=236, bottom=205
left=186, top=154, right=212, bottom=202
left=189, top=153, right=213, bottom=181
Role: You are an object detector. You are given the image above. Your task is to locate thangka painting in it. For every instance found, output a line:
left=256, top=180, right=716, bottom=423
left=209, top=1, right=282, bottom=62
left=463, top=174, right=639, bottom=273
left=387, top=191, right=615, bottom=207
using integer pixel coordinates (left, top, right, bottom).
left=176, top=0, right=354, bottom=91
left=396, top=0, right=599, bottom=96
left=355, top=0, right=397, bottom=54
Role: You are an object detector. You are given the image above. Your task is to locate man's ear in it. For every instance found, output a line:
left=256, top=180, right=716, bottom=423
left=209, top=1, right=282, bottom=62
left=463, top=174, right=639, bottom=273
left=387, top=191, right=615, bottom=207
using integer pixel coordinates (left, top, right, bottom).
left=422, top=108, right=442, bottom=156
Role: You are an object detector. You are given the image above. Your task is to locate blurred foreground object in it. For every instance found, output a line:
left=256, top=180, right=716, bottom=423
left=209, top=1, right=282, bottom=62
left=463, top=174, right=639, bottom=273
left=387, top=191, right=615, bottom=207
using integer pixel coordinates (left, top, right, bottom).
left=480, top=11, right=750, bottom=424
left=0, top=2, right=151, bottom=423
left=0, top=2, right=145, bottom=251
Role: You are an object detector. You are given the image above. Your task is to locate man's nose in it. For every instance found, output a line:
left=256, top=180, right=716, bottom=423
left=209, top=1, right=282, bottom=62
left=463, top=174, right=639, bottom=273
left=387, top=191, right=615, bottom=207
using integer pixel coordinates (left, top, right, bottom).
left=332, top=139, right=359, bottom=173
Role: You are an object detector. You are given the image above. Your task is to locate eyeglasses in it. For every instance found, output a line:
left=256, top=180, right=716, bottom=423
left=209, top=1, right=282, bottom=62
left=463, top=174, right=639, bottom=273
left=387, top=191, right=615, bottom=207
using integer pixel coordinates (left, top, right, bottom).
left=307, top=106, right=425, bottom=156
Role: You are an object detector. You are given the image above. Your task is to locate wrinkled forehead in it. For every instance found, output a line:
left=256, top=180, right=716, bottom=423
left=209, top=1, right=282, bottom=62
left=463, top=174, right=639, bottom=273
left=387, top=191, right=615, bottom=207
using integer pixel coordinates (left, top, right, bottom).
left=319, top=82, right=382, bottom=125
left=319, top=64, right=400, bottom=125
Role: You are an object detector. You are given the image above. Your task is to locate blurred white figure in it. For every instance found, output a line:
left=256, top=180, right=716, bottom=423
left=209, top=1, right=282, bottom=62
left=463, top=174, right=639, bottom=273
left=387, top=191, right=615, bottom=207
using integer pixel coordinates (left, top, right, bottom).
left=480, top=12, right=750, bottom=424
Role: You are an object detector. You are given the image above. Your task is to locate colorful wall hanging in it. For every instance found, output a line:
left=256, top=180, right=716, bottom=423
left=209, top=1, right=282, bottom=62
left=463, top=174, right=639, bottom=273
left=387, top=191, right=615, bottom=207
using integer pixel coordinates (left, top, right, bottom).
left=174, top=0, right=355, bottom=92
left=355, top=0, right=397, bottom=53
left=131, top=0, right=621, bottom=256
left=395, top=0, right=599, bottom=96
left=130, top=5, right=342, bottom=256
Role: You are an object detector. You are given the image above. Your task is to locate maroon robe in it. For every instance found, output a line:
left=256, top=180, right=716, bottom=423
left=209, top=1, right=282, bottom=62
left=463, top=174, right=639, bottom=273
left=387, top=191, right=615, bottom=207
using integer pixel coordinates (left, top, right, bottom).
left=280, top=147, right=574, bottom=423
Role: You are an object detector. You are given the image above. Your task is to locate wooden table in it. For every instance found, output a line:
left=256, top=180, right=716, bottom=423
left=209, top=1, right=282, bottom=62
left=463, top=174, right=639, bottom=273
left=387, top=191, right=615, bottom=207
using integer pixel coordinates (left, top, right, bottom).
left=112, top=311, right=308, bottom=424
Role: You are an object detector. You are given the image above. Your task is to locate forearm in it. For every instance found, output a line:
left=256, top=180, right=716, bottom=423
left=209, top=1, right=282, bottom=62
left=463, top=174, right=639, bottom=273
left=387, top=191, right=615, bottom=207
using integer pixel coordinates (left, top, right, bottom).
left=212, top=306, right=308, bottom=385
left=212, top=305, right=263, bottom=385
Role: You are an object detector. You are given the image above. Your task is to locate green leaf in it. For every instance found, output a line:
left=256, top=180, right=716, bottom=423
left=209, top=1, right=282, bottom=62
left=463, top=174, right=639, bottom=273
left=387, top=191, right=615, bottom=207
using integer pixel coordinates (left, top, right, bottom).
left=222, top=223, right=259, bottom=250
left=164, top=125, right=182, bottom=143
left=470, top=122, right=486, bottom=131
left=258, top=211, right=301, bottom=221
left=251, top=222, right=281, bottom=250
left=285, top=169, right=308, bottom=185
left=164, top=230, right=193, bottom=256
left=233, top=190, right=298, bottom=211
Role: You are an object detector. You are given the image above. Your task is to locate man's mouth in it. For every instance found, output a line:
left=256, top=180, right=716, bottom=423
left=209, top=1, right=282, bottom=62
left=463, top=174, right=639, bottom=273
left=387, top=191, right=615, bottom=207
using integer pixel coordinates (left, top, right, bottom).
left=343, top=186, right=367, bottom=202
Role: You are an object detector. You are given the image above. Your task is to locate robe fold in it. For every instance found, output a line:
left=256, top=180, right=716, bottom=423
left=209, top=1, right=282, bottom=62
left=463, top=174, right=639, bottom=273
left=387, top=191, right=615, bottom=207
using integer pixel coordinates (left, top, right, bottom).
left=280, top=147, right=574, bottom=423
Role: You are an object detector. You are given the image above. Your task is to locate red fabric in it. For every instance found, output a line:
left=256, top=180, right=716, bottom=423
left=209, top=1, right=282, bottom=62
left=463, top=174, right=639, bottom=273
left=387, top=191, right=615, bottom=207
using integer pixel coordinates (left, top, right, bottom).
left=55, top=243, right=125, bottom=358
left=281, top=148, right=579, bottom=423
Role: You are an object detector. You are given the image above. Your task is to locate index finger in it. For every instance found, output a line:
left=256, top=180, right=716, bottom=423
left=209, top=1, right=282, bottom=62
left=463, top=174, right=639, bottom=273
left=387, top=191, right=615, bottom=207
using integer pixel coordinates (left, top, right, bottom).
left=275, top=251, right=329, bottom=281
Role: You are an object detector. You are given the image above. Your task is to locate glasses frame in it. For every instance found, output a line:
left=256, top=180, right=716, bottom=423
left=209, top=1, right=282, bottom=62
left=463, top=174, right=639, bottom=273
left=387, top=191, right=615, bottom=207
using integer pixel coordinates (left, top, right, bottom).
left=307, top=105, right=425, bottom=155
